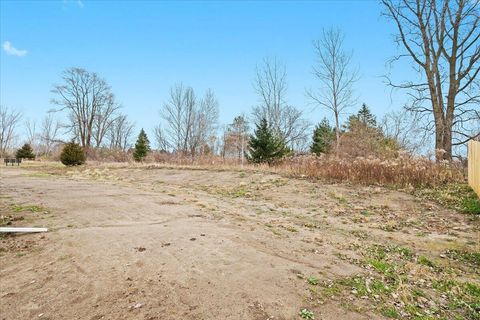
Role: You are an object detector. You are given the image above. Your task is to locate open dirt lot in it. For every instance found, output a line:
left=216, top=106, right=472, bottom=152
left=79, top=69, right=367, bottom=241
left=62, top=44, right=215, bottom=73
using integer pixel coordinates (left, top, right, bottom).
left=1, top=163, right=478, bottom=320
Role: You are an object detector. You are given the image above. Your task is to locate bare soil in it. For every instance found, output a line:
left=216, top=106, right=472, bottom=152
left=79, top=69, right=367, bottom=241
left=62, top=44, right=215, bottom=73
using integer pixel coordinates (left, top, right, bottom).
left=0, top=163, right=478, bottom=320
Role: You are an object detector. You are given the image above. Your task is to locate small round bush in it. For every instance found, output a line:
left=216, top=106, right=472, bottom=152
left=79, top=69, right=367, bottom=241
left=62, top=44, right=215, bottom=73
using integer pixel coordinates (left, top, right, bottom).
left=60, top=142, right=86, bottom=166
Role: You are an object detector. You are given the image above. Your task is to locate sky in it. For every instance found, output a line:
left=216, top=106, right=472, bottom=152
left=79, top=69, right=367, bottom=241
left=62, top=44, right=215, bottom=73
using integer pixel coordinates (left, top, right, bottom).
left=0, top=0, right=413, bottom=142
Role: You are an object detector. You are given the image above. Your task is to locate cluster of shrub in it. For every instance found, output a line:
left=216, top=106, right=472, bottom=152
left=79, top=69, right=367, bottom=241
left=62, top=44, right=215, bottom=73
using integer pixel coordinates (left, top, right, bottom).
left=13, top=128, right=150, bottom=166
left=13, top=141, right=86, bottom=166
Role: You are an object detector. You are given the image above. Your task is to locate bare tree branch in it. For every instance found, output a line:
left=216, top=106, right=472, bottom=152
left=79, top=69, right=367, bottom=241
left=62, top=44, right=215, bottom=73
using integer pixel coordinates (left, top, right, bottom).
left=39, top=113, right=61, bottom=155
left=51, top=67, right=121, bottom=149
left=0, top=106, right=22, bottom=157
left=253, top=57, right=310, bottom=150
left=160, top=84, right=219, bottom=157
left=382, top=0, right=480, bottom=160
left=307, top=27, right=359, bottom=150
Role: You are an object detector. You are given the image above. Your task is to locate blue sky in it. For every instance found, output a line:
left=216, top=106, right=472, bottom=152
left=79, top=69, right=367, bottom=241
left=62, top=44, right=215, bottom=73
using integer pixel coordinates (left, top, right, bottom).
left=1, top=0, right=411, bottom=140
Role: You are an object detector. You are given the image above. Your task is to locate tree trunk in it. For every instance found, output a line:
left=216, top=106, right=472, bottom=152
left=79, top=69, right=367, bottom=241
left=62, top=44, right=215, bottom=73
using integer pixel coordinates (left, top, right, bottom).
left=334, top=110, right=340, bottom=152
left=432, top=106, right=446, bottom=161
left=443, top=125, right=452, bottom=161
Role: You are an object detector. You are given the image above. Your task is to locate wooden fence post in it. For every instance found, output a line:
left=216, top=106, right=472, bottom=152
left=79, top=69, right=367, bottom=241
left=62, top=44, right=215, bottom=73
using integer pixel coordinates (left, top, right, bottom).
left=468, top=140, right=480, bottom=197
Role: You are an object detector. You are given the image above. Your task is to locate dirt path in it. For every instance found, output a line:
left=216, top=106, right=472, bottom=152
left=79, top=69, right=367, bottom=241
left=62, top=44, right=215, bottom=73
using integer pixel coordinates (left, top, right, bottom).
left=1, top=164, right=478, bottom=320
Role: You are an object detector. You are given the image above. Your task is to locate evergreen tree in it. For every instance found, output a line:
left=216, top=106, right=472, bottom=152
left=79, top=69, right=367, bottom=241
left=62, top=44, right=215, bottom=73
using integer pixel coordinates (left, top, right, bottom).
left=15, top=143, right=35, bottom=160
left=340, top=104, right=401, bottom=158
left=246, top=118, right=289, bottom=165
left=310, top=118, right=335, bottom=155
left=345, top=103, right=378, bottom=131
left=60, top=141, right=86, bottom=166
left=357, top=103, right=377, bottom=128
left=133, top=129, right=150, bottom=162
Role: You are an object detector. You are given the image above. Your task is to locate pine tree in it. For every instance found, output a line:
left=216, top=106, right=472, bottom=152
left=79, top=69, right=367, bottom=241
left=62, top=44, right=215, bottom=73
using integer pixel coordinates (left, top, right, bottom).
left=310, top=118, right=335, bottom=155
left=15, top=143, right=35, bottom=160
left=60, top=141, right=86, bottom=166
left=356, top=103, right=377, bottom=128
left=16, top=143, right=35, bottom=160
left=247, top=118, right=289, bottom=165
left=133, top=129, right=150, bottom=162
left=345, top=103, right=377, bottom=131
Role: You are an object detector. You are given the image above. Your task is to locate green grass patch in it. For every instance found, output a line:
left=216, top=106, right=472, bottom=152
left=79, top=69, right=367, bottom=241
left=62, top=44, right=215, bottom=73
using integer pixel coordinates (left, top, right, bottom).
left=367, top=259, right=394, bottom=275
left=367, top=245, right=388, bottom=260
left=325, top=242, right=478, bottom=320
left=414, top=183, right=480, bottom=215
left=465, top=282, right=480, bottom=297
left=444, top=249, right=480, bottom=267
left=380, top=306, right=399, bottom=318
left=336, top=276, right=392, bottom=297
left=321, top=284, right=342, bottom=297
left=411, top=288, right=427, bottom=298
left=417, top=255, right=435, bottom=268
left=11, top=204, right=45, bottom=213
left=432, top=279, right=456, bottom=292
left=370, top=278, right=391, bottom=294
left=462, top=196, right=480, bottom=214
left=397, top=247, right=413, bottom=259
left=307, top=276, right=319, bottom=285
left=299, top=309, right=315, bottom=319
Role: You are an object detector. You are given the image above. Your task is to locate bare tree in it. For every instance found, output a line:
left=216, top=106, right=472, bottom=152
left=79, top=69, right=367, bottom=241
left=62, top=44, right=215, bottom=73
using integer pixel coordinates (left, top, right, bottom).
left=25, top=119, right=38, bottom=153
left=162, top=83, right=191, bottom=153
left=382, top=0, right=480, bottom=161
left=40, top=113, right=61, bottom=155
left=188, top=88, right=219, bottom=157
left=253, top=57, right=310, bottom=150
left=381, top=110, right=431, bottom=154
left=107, top=114, right=134, bottom=151
left=161, top=84, right=219, bottom=157
left=51, top=67, right=119, bottom=149
left=0, top=106, right=22, bottom=157
left=225, top=115, right=249, bottom=163
left=307, top=27, right=359, bottom=150
left=153, top=124, right=169, bottom=151
left=182, top=87, right=196, bottom=153
left=93, top=99, right=121, bottom=148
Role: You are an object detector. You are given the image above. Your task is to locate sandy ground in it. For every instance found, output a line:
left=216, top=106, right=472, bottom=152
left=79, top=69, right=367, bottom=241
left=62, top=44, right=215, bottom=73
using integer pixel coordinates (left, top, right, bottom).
left=0, top=163, right=478, bottom=320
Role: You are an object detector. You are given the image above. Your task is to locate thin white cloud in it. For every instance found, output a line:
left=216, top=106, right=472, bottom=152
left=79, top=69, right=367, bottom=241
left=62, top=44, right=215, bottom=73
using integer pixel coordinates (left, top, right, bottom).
left=2, top=41, right=28, bottom=57
left=62, top=0, right=84, bottom=9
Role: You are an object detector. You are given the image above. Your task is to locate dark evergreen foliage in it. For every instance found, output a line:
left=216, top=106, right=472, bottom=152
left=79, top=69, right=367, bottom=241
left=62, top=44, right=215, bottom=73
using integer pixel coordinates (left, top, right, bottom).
left=133, top=128, right=150, bottom=162
left=357, top=103, right=377, bottom=127
left=310, top=118, right=335, bottom=155
left=15, top=143, right=35, bottom=160
left=247, top=118, right=289, bottom=165
left=346, top=103, right=377, bottom=130
left=60, top=142, right=86, bottom=166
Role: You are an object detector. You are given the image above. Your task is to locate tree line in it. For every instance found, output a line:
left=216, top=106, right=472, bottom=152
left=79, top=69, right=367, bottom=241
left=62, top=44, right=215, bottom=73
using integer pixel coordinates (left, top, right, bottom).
left=1, top=0, right=478, bottom=163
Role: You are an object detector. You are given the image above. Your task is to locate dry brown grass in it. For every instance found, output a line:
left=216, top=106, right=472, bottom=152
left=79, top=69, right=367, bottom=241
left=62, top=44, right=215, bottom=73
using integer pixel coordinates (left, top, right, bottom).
left=147, top=154, right=464, bottom=188
left=277, top=154, right=465, bottom=188
left=79, top=150, right=466, bottom=188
